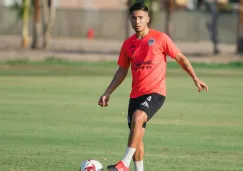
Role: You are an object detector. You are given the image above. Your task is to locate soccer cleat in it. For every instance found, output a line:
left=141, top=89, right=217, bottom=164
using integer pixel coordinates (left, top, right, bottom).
left=107, top=161, right=129, bottom=171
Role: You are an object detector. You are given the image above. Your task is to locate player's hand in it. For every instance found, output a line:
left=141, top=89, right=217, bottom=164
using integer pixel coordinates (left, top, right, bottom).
left=98, top=94, right=110, bottom=107
left=194, top=78, right=208, bottom=92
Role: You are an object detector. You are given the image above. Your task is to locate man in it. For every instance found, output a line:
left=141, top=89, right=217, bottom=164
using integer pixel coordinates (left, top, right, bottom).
left=206, top=0, right=220, bottom=54
left=98, top=3, right=208, bottom=171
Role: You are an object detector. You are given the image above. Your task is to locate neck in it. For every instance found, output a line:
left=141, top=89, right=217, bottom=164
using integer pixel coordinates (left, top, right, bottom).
left=136, top=27, right=150, bottom=39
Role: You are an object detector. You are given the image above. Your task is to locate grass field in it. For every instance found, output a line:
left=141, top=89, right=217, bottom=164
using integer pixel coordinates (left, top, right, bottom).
left=0, top=60, right=243, bottom=171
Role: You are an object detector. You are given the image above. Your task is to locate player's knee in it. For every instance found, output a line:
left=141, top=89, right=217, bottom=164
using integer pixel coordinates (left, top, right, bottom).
left=132, top=110, right=147, bottom=125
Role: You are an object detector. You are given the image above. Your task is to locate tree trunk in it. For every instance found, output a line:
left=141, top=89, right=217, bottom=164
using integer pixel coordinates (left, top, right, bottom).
left=164, top=0, right=174, bottom=38
left=148, top=0, right=153, bottom=28
left=43, top=0, right=56, bottom=49
left=31, top=0, right=42, bottom=49
left=21, top=0, right=30, bottom=48
left=125, top=0, right=133, bottom=39
left=237, top=0, right=243, bottom=54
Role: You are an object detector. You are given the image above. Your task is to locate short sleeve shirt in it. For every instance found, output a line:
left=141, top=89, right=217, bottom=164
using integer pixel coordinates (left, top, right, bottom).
left=118, top=29, right=181, bottom=98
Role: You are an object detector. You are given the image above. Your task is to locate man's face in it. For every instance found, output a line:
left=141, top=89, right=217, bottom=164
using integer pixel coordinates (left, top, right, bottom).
left=130, top=10, right=150, bottom=32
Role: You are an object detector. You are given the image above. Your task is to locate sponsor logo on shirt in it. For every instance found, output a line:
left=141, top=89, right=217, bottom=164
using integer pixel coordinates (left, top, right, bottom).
left=148, top=38, right=155, bottom=46
left=133, top=60, right=152, bottom=71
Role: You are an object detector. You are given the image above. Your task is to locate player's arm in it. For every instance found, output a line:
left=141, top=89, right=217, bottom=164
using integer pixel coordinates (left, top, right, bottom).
left=161, top=33, right=208, bottom=92
left=98, top=67, right=128, bottom=107
left=103, top=67, right=129, bottom=96
left=174, top=53, right=208, bottom=92
left=98, top=41, right=130, bottom=107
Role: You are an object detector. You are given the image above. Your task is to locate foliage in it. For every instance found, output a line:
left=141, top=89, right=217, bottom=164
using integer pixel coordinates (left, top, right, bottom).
left=9, top=0, right=33, bottom=20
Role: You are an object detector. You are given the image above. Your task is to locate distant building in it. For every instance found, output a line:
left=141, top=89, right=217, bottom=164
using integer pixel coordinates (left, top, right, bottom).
left=1, top=0, right=127, bottom=9
left=58, top=0, right=127, bottom=9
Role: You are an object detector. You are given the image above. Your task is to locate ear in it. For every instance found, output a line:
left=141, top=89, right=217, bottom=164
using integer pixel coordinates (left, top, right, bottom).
left=147, top=16, right=150, bottom=23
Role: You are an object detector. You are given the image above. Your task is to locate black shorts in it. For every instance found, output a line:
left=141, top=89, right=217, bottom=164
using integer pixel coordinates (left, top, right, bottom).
left=127, top=93, right=165, bottom=129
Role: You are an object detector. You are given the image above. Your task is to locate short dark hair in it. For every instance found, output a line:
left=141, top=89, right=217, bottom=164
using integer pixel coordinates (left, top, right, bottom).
left=129, top=3, right=149, bottom=15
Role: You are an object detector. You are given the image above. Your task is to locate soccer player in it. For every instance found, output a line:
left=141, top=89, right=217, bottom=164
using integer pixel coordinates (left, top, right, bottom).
left=205, top=0, right=220, bottom=54
left=98, top=2, right=208, bottom=171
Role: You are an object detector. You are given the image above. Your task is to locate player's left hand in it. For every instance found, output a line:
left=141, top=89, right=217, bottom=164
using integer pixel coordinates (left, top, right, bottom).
left=194, top=78, right=208, bottom=92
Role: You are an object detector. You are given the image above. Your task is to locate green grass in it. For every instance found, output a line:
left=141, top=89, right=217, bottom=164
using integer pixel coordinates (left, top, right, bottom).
left=0, top=58, right=243, bottom=77
left=2, top=57, right=243, bottom=68
left=0, top=61, right=243, bottom=171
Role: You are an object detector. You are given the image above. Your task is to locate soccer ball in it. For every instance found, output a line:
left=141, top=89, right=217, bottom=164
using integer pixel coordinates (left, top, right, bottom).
left=80, top=159, right=103, bottom=171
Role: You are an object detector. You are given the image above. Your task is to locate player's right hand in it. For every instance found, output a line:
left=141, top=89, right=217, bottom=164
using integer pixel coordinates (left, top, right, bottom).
left=98, top=94, right=110, bottom=107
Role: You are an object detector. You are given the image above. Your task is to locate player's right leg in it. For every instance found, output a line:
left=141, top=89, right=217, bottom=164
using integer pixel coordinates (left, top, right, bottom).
left=107, top=110, right=146, bottom=171
left=132, top=129, right=145, bottom=161
left=128, top=109, right=147, bottom=148
left=133, top=133, right=145, bottom=171
left=107, top=98, right=138, bottom=171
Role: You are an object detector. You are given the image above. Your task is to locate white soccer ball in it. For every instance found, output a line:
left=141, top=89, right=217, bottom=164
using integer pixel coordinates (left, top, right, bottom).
left=80, top=159, right=103, bottom=171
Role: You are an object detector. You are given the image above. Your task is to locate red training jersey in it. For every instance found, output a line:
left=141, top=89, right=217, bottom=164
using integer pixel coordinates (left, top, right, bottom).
left=118, top=29, right=181, bottom=98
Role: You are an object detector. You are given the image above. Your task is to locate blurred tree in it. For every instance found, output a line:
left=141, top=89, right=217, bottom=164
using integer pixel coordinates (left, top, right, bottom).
left=10, top=0, right=56, bottom=49
left=164, top=0, right=174, bottom=38
left=206, top=0, right=220, bottom=54
left=10, top=0, right=33, bottom=48
left=237, top=0, right=243, bottom=53
left=21, top=0, right=31, bottom=48
left=31, top=0, right=42, bottom=49
left=15, top=0, right=30, bottom=48
left=125, top=0, right=133, bottom=38
left=42, top=0, right=56, bottom=49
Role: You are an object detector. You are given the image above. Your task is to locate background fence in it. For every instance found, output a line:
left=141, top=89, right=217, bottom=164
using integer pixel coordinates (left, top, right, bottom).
left=0, top=6, right=238, bottom=43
